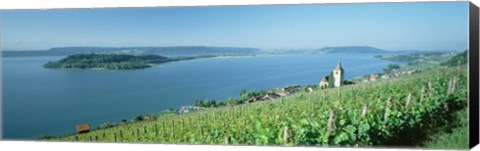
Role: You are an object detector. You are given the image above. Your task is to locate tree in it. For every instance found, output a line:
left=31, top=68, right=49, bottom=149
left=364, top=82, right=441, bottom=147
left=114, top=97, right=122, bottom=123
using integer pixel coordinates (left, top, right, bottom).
left=328, top=71, right=335, bottom=88
left=194, top=99, right=202, bottom=107
left=120, top=119, right=128, bottom=124
left=383, top=64, right=401, bottom=73
left=240, top=91, right=251, bottom=101
left=131, top=115, right=144, bottom=122
left=343, top=80, right=355, bottom=85
left=240, top=89, right=247, bottom=97
left=441, top=50, right=467, bottom=66
left=98, top=122, right=116, bottom=130
left=216, top=101, right=225, bottom=107
left=227, top=97, right=237, bottom=106
left=151, top=113, right=160, bottom=120
left=161, top=108, right=176, bottom=116
left=202, top=100, right=211, bottom=107
left=210, top=100, right=218, bottom=107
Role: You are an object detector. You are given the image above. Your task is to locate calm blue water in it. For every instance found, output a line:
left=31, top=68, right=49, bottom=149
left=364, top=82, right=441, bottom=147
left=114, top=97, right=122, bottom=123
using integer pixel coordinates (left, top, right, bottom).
left=2, top=54, right=397, bottom=139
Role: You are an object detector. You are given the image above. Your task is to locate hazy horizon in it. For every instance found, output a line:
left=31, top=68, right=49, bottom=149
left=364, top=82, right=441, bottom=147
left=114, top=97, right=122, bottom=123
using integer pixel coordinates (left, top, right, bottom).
left=1, top=2, right=469, bottom=51
left=0, top=45, right=466, bottom=52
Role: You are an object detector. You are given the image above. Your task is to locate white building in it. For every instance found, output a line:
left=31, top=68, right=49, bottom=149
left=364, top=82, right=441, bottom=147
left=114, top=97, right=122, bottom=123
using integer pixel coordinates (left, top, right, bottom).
left=319, top=76, right=329, bottom=88
left=333, top=60, right=344, bottom=87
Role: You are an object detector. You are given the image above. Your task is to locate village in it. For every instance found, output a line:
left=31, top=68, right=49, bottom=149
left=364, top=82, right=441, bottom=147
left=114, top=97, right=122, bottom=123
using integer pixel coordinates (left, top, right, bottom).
left=177, top=60, right=419, bottom=113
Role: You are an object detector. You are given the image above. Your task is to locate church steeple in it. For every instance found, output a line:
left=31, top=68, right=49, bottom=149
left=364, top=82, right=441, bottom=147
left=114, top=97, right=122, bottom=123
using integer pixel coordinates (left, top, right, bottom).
left=334, top=59, right=343, bottom=71
left=333, top=59, right=344, bottom=87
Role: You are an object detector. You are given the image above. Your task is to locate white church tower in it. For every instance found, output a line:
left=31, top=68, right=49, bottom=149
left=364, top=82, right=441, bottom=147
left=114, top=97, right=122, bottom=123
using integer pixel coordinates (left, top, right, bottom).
left=333, top=60, right=344, bottom=87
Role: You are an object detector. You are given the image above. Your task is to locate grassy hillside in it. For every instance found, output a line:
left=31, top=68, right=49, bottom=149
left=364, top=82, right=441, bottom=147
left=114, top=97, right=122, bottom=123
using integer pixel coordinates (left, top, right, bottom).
left=423, top=108, right=468, bottom=149
left=441, top=50, right=467, bottom=66
left=46, top=67, right=467, bottom=148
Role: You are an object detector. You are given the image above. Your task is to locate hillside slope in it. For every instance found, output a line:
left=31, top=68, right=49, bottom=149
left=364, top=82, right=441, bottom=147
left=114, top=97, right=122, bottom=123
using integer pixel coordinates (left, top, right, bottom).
left=319, top=46, right=388, bottom=54
left=47, top=67, right=467, bottom=148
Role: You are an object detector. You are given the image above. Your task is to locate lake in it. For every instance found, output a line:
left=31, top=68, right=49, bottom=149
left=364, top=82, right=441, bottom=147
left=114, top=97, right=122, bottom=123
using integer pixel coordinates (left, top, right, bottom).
left=2, top=54, right=398, bottom=139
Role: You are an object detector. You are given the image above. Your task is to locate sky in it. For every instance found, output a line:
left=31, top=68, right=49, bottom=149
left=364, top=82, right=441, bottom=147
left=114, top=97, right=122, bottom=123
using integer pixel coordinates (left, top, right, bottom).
left=0, top=2, right=469, bottom=51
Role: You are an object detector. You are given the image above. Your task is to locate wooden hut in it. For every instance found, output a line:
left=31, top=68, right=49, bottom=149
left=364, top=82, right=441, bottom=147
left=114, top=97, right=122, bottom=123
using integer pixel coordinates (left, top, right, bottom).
left=76, top=124, right=91, bottom=133
left=370, top=74, right=378, bottom=81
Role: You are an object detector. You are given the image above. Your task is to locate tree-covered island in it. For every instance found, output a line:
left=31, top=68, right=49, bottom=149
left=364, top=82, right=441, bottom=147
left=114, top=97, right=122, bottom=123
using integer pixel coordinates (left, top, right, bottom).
left=43, top=53, right=214, bottom=70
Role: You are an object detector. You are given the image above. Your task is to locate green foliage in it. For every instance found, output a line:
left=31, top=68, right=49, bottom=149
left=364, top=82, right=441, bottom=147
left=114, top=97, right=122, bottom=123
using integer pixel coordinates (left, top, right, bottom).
left=96, top=123, right=117, bottom=130
left=379, top=54, right=422, bottom=62
left=227, top=97, right=238, bottom=106
left=121, top=119, right=128, bottom=124
left=240, top=89, right=247, bottom=96
left=343, top=80, right=355, bottom=85
left=160, top=108, right=176, bottom=116
left=424, top=109, right=468, bottom=149
left=383, top=64, right=401, bottom=73
left=194, top=89, right=269, bottom=108
left=239, top=89, right=267, bottom=101
left=194, top=100, right=203, bottom=107
left=441, top=50, right=467, bottom=66
left=131, top=115, right=144, bottom=122
left=43, top=53, right=210, bottom=70
left=202, top=100, right=212, bottom=107
left=151, top=113, right=161, bottom=120
left=328, top=72, right=335, bottom=88
left=377, top=52, right=457, bottom=69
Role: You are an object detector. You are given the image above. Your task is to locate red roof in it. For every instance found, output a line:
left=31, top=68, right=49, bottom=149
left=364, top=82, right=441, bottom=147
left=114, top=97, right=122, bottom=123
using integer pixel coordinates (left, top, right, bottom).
left=76, top=124, right=90, bottom=133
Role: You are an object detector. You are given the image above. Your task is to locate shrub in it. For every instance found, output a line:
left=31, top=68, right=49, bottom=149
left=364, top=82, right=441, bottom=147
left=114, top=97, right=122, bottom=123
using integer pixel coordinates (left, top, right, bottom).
left=131, top=115, right=144, bottom=122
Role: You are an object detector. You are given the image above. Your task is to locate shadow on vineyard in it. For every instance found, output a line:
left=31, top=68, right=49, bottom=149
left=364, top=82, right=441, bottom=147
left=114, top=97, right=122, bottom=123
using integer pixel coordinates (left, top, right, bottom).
left=381, top=97, right=467, bottom=146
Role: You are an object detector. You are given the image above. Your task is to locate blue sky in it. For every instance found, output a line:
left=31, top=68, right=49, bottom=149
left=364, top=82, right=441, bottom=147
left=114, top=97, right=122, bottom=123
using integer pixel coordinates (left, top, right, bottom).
left=1, top=2, right=469, bottom=51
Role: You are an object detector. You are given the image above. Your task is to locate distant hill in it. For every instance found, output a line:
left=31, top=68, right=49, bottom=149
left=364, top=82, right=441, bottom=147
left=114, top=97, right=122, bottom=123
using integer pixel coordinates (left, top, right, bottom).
left=260, top=46, right=389, bottom=54
left=2, top=46, right=261, bottom=57
left=441, top=50, right=467, bottom=66
left=318, top=46, right=388, bottom=54
left=389, top=49, right=461, bottom=55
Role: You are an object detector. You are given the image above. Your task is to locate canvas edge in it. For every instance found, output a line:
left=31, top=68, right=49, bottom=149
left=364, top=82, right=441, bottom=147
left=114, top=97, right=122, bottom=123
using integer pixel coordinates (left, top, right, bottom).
left=469, top=1, right=479, bottom=149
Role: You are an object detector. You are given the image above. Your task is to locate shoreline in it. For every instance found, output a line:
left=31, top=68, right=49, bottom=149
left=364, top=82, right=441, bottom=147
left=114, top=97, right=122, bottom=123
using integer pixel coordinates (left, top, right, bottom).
left=206, top=55, right=256, bottom=59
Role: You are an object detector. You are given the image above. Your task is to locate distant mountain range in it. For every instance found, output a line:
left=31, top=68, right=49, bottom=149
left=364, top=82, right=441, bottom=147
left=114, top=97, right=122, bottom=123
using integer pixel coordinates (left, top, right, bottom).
left=2, top=46, right=261, bottom=57
left=2, top=45, right=462, bottom=57
left=261, top=46, right=462, bottom=54
left=318, top=46, right=388, bottom=54
left=388, top=49, right=463, bottom=54
left=261, top=46, right=389, bottom=54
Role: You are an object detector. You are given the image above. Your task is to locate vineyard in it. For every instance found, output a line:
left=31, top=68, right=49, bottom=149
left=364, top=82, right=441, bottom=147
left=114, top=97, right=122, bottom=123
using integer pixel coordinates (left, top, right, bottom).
left=48, top=66, right=468, bottom=147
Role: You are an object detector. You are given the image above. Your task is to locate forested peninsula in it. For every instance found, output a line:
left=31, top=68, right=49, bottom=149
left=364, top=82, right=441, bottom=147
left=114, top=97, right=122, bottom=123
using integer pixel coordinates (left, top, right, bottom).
left=43, top=53, right=212, bottom=70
